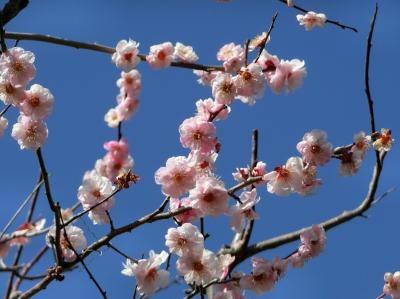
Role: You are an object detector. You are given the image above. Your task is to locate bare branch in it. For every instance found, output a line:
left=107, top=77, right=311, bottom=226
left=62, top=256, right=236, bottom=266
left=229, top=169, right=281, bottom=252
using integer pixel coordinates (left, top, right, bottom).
left=254, top=13, right=278, bottom=63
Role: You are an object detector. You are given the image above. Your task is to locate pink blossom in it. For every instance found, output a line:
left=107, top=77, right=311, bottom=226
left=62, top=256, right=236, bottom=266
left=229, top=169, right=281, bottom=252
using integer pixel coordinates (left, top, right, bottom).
left=383, top=272, right=400, bottom=299
left=263, top=157, right=304, bottom=196
left=189, top=176, right=229, bottom=217
left=233, top=63, right=265, bottom=105
left=0, top=116, right=8, bottom=136
left=9, top=219, right=46, bottom=246
left=373, top=128, right=394, bottom=152
left=155, top=156, right=196, bottom=198
left=208, top=272, right=245, bottom=299
left=0, top=47, right=36, bottom=87
left=188, top=150, right=218, bottom=176
left=179, top=116, right=217, bottom=154
left=165, top=223, right=204, bottom=257
left=217, top=254, right=235, bottom=280
left=338, top=151, right=363, bottom=176
left=240, top=257, right=286, bottom=294
left=46, top=225, right=87, bottom=262
left=104, top=108, right=121, bottom=128
left=196, top=98, right=229, bottom=121
left=11, top=114, right=48, bottom=150
left=193, top=70, right=219, bottom=86
left=20, top=84, right=54, bottom=120
left=0, top=237, right=11, bottom=259
left=122, top=250, right=169, bottom=296
left=298, top=225, right=326, bottom=260
left=268, top=59, right=307, bottom=93
left=146, top=42, right=174, bottom=69
left=173, top=42, right=199, bottom=63
left=176, top=249, right=218, bottom=285
left=248, top=32, right=270, bottom=52
left=297, top=11, right=327, bottom=31
left=217, top=43, right=245, bottom=73
left=116, top=94, right=139, bottom=121
left=212, top=73, right=237, bottom=105
left=257, top=50, right=280, bottom=78
left=299, top=164, right=322, bottom=196
left=77, top=171, right=115, bottom=224
left=0, top=78, right=25, bottom=106
left=351, top=131, right=370, bottom=157
left=104, top=139, right=129, bottom=163
left=116, top=70, right=141, bottom=98
left=297, top=129, right=333, bottom=166
left=169, top=197, right=200, bottom=224
left=112, top=39, right=141, bottom=71
left=229, top=189, right=260, bottom=233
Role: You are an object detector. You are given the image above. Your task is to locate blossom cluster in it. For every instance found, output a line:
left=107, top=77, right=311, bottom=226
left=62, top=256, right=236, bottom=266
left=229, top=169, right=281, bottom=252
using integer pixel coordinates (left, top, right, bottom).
left=0, top=47, right=54, bottom=150
left=383, top=271, right=400, bottom=299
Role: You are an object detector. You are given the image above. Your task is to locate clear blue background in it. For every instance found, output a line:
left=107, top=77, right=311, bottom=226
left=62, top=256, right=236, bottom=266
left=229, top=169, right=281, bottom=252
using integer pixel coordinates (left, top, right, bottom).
left=1, top=0, right=399, bottom=298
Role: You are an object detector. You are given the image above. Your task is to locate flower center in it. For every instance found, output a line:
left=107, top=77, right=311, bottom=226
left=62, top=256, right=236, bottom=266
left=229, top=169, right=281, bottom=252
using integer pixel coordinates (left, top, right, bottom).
left=92, top=190, right=101, bottom=198
left=13, top=61, right=24, bottom=72
left=157, top=51, right=166, bottom=61
left=29, top=96, right=40, bottom=107
left=123, top=52, right=133, bottom=62
left=275, top=166, right=289, bottom=179
left=310, top=145, right=321, bottom=154
left=203, top=192, right=215, bottom=203
left=5, top=84, right=15, bottom=94
left=193, top=261, right=204, bottom=272
left=193, top=131, right=202, bottom=140
left=241, top=70, right=252, bottom=81
left=146, top=268, right=157, bottom=281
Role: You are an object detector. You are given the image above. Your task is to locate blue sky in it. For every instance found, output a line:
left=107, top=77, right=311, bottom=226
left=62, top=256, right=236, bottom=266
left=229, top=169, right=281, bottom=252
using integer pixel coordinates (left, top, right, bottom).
left=1, top=0, right=399, bottom=298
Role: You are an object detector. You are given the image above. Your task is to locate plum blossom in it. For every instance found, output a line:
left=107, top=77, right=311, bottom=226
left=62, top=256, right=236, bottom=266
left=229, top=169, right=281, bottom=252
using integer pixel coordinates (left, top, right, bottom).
left=249, top=32, right=270, bottom=51
left=232, top=162, right=267, bottom=188
left=216, top=254, right=235, bottom=280
left=165, top=223, right=204, bottom=257
left=155, top=156, right=196, bottom=198
left=373, top=128, right=393, bottom=152
left=176, top=249, right=218, bottom=285
left=188, top=150, right=218, bottom=176
left=196, top=98, right=229, bottom=121
left=116, top=70, right=141, bottom=98
left=112, top=39, right=140, bottom=71
left=104, top=139, right=129, bottom=163
left=20, top=84, right=54, bottom=120
left=297, top=11, right=327, bottom=31
left=115, top=95, right=139, bottom=121
left=257, top=50, right=279, bottom=77
left=169, top=197, right=200, bottom=224
left=291, top=225, right=326, bottom=267
left=146, top=42, right=174, bottom=69
left=217, top=43, right=245, bottom=73
left=338, top=151, right=363, bottom=176
left=263, top=157, right=304, bottom=196
left=189, top=175, right=229, bottom=217
left=268, top=59, right=306, bottom=93
left=383, top=271, right=400, bottom=299
left=229, top=189, right=260, bottom=233
left=233, top=63, right=265, bottom=105
left=0, top=78, right=25, bottom=105
left=104, top=108, right=121, bottom=128
left=240, top=257, right=287, bottom=294
left=299, top=164, right=322, bottom=196
left=77, top=171, right=115, bottom=224
left=46, top=225, right=87, bottom=262
left=122, top=250, right=169, bottom=296
left=351, top=131, right=370, bottom=157
left=193, top=70, right=219, bottom=86
left=297, top=129, right=333, bottom=166
left=11, top=114, right=48, bottom=150
left=173, top=42, right=199, bottom=63
left=212, top=73, right=237, bottom=105
left=179, top=116, right=217, bottom=154
left=0, top=116, right=8, bottom=136
left=208, top=272, right=245, bottom=299
left=0, top=47, right=36, bottom=87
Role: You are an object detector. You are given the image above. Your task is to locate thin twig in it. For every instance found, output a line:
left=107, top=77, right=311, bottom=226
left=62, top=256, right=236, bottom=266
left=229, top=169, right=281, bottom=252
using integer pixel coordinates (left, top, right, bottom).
left=277, top=0, right=358, bottom=32
left=59, top=205, right=108, bottom=299
left=254, top=13, right=278, bottom=63
left=106, top=243, right=138, bottom=263
left=0, top=104, right=11, bottom=117
left=5, top=173, right=43, bottom=298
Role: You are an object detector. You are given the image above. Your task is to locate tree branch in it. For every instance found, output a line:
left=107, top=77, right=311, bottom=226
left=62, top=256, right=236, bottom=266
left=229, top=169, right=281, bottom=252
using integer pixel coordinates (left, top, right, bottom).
left=4, top=32, right=224, bottom=72
left=277, top=0, right=358, bottom=32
